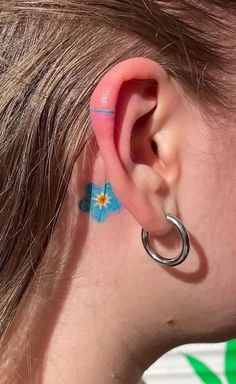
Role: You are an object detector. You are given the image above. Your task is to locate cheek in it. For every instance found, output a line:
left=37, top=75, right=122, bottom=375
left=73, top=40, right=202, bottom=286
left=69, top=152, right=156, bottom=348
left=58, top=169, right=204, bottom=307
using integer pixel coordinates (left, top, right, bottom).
left=178, top=143, right=236, bottom=338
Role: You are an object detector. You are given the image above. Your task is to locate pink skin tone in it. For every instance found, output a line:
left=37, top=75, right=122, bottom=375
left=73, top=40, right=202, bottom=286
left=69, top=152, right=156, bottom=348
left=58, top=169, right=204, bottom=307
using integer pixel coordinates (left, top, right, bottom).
left=2, top=57, right=236, bottom=384
left=90, top=58, right=173, bottom=235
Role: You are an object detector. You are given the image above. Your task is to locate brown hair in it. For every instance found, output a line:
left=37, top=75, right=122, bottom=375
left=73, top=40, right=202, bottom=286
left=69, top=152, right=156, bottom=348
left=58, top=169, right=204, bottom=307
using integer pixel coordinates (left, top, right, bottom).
left=0, top=0, right=236, bottom=345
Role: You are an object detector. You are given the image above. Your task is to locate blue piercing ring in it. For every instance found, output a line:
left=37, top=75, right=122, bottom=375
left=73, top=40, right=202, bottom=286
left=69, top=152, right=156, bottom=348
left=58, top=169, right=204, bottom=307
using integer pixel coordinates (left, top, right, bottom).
left=90, top=108, right=115, bottom=115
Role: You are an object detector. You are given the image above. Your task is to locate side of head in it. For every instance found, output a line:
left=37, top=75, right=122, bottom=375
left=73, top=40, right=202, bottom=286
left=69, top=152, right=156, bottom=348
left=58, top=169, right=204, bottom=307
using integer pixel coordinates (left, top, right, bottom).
left=1, top=0, right=236, bottom=374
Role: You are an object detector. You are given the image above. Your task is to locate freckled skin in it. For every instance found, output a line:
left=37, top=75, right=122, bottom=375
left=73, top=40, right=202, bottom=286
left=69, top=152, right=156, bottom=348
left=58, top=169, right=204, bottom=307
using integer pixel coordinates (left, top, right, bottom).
left=166, top=319, right=175, bottom=326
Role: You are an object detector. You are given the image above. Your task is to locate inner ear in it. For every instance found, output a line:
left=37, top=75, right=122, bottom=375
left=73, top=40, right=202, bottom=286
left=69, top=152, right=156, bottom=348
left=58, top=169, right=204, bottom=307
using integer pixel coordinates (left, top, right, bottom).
left=114, top=79, right=158, bottom=147
left=130, top=105, right=158, bottom=166
left=151, top=138, right=159, bottom=156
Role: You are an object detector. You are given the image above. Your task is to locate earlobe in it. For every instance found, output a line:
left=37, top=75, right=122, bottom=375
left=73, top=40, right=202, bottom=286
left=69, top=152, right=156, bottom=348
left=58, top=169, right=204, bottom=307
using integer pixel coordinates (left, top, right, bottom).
left=89, top=57, right=180, bottom=235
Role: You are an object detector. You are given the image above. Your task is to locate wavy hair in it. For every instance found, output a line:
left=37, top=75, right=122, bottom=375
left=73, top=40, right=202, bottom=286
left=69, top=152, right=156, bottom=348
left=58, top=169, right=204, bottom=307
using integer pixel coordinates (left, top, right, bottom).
left=0, top=0, right=236, bottom=346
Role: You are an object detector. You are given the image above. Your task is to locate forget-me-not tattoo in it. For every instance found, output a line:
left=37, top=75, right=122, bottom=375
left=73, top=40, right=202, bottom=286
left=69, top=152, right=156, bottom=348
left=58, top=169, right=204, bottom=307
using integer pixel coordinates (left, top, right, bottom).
left=78, top=182, right=122, bottom=223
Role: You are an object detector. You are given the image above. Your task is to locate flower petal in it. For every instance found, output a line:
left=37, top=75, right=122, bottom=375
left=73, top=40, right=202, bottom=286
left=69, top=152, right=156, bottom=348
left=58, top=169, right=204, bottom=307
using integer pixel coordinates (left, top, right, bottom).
left=87, top=183, right=102, bottom=198
left=78, top=198, right=91, bottom=212
left=92, top=204, right=109, bottom=223
left=107, top=195, right=122, bottom=212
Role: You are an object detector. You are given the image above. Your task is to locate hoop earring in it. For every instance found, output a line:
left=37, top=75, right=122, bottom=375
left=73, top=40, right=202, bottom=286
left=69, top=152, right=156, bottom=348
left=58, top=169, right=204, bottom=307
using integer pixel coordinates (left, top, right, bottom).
left=141, top=212, right=190, bottom=267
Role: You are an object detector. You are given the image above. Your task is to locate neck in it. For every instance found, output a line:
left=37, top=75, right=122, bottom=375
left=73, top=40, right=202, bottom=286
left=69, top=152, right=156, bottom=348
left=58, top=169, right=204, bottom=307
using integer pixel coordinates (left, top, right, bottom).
left=2, top=266, right=154, bottom=384
left=41, top=280, right=146, bottom=384
left=1, top=190, right=175, bottom=384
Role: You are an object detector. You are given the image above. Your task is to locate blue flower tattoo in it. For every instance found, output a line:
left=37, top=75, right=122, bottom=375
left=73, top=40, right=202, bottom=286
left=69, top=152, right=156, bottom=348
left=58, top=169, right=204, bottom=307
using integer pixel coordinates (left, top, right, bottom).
left=78, top=182, right=122, bottom=223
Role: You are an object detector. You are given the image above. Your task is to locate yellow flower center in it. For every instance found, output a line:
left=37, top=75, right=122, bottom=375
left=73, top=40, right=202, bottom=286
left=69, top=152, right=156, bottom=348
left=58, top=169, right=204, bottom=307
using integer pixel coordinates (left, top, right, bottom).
left=96, top=193, right=108, bottom=207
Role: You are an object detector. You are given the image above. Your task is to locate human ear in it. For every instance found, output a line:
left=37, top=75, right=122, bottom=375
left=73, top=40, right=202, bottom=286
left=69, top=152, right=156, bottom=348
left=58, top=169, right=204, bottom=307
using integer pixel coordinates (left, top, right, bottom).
left=90, top=57, right=181, bottom=236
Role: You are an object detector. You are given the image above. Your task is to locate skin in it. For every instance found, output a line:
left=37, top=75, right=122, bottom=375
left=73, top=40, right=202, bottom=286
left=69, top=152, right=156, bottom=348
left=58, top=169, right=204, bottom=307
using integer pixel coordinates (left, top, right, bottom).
left=2, top=57, right=236, bottom=384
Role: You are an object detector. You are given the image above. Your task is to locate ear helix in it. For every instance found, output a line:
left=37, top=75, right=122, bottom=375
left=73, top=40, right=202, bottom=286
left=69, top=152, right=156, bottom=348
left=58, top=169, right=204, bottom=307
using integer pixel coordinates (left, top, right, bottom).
left=88, top=58, right=190, bottom=267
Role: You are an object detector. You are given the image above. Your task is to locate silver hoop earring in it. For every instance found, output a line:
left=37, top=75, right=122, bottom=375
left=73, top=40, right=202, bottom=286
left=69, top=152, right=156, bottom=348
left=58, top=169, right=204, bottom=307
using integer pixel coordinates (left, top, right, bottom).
left=141, top=212, right=190, bottom=267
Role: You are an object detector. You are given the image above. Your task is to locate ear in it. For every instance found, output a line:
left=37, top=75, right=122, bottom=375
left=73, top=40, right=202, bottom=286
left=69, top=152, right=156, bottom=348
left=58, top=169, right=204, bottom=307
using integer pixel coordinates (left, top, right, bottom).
left=90, top=57, right=182, bottom=236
